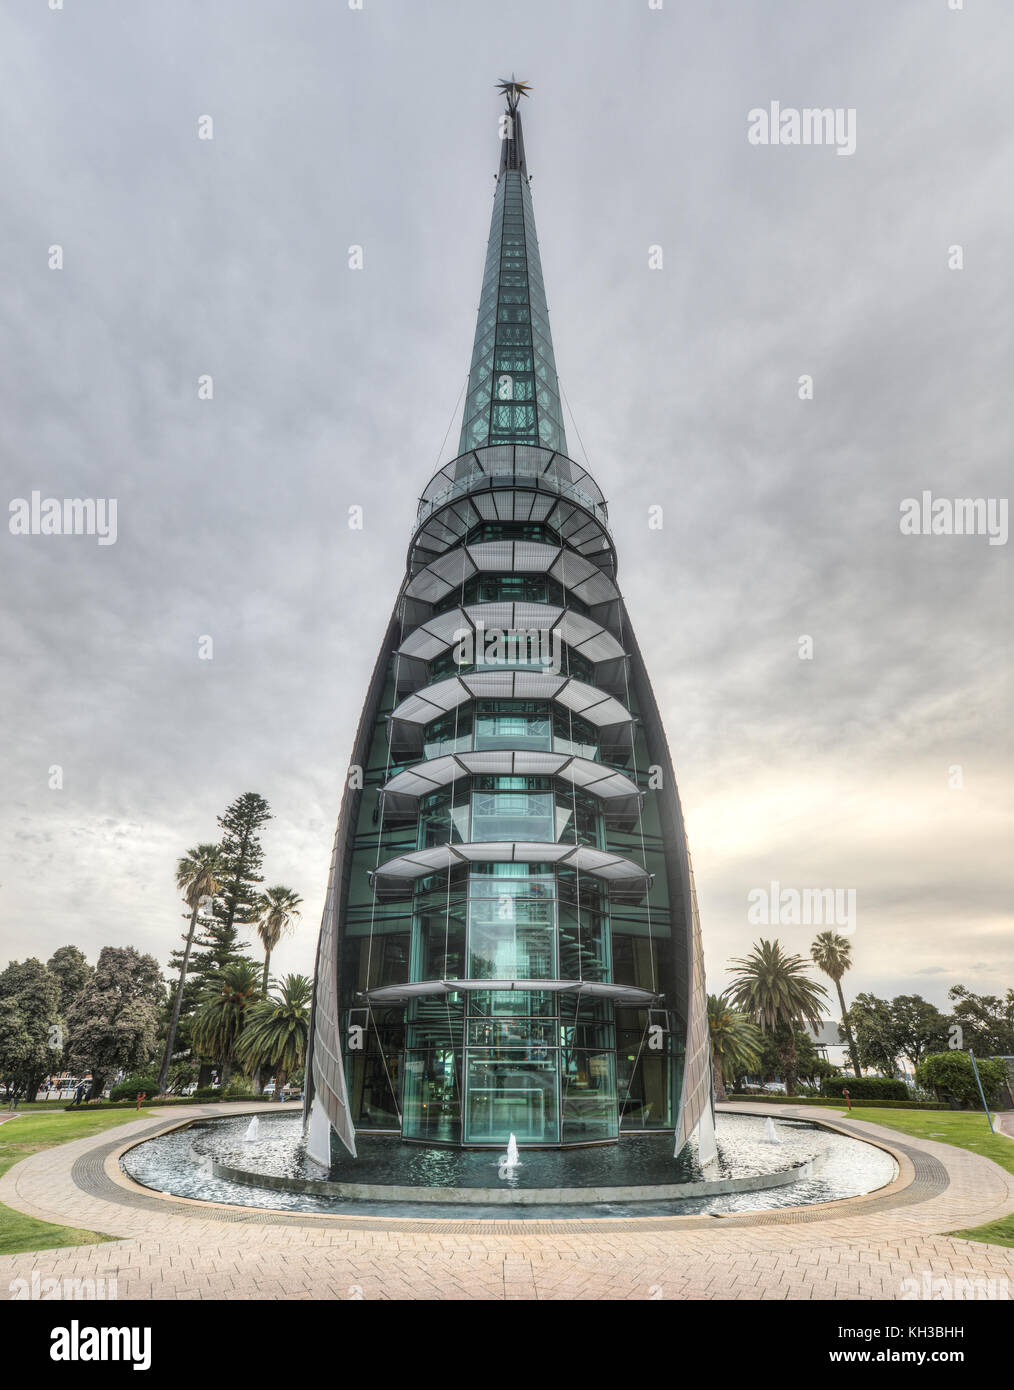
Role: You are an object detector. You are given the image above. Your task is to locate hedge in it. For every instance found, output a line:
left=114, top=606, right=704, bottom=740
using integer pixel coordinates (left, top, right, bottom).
left=916, top=1052, right=1010, bottom=1106
left=109, top=1076, right=159, bottom=1103
left=726, top=1094, right=947, bottom=1110
left=821, top=1076, right=909, bottom=1101
left=62, top=1096, right=286, bottom=1112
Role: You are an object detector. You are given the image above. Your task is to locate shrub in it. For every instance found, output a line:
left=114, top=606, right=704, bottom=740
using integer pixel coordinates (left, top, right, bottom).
left=109, top=1076, right=160, bottom=1103
left=725, top=1094, right=947, bottom=1110
left=916, top=1052, right=1009, bottom=1107
left=193, top=1086, right=223, bottom=1100
left=223, top=1079, right=253, bottom=1099
left=820, top=1076, right=908, bottom=1101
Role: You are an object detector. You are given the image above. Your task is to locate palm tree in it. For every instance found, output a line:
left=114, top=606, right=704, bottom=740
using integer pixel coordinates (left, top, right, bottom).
left=725, top=938, right=829, bottom=1095
left=255, top=887, right=303, bottom=995
left=234, top=974, right=312, bottom=1102
left=190, top=959, right=262, bottom=1087
left=810, top=930, right=862, bottom=1078
left=707, top=992, right=763, bottom=1101
left=158, top=844, right=223, bottom=1096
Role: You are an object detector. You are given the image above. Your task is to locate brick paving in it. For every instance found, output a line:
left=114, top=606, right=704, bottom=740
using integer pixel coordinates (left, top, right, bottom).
left=1, top=1101, right=1012, bottom=1301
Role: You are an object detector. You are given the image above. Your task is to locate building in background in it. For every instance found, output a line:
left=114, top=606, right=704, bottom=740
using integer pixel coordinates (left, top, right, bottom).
left=306, top=83, right=711, bottom=1155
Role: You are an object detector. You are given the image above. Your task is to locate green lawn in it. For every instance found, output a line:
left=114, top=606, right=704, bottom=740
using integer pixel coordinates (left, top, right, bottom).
left=0, top=1107, right=154, bottom=1256
left=845, top=1106, right=1014, bottom=1249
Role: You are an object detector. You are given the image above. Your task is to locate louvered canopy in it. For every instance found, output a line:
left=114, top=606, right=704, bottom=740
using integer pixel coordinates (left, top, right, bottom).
left=370, top=840, right=652, bottom=893
left=381, top=751, right=640, bottom=801
left=390, top=671, right=632, bottom=729
left=358, top=978, right=661, bottom=1006
left=396, top=603, right=624, bottom=665
left=405, top=541, right=620, bottom=607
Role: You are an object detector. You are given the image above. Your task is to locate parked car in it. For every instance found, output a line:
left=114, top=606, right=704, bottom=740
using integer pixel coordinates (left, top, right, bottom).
left=262, top=1083, right=302, bottom=1100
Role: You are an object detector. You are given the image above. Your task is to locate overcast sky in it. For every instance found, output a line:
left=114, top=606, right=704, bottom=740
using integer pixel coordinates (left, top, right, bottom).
left=1, top=0, right=1010, bottom=1015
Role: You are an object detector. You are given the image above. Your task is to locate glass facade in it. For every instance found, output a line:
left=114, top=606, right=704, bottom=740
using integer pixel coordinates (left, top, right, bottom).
left=424, top=702, right=601, bottom=761
left=307, top=93, right=711, bottom=1159
left=332, top=770, right=687, bottom=1147
left=428, top=636, right=595, bottom=684
left=458, top=161, right=567, bottom=456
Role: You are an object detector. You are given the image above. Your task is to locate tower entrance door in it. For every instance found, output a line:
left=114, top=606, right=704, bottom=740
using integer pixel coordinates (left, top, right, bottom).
left=463, top=1050, right=560, bottom=1145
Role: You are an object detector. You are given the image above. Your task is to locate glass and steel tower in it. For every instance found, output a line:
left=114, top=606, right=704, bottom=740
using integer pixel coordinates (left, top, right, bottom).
left=306, top=81, right=712, bottom=1156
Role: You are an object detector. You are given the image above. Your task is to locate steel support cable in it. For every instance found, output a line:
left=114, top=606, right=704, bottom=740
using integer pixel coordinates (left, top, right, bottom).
left=617, top=1011, right=655, bottom=1126
left=363, top=623, right=405, bottom=1122
left=618, top=628, right=657, bottom=995
left=614, top=611, right=667, bottom=1127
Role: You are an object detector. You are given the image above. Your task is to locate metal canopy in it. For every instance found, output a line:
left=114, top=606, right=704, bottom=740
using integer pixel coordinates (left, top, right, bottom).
left=370, top=840, right=652, bottom=889
left=419, top=447, right=605, bottom=515
left=381, top=751, right=641, bottom=801
left=404, top=541, right=620, bottom=607
left=390, top=671, right=633, bottom=729
left=396, top=602, right=625, bottom=666
left=410, top=489, right=614, bottom=570
left=358, top=977, right=661, bottom=1007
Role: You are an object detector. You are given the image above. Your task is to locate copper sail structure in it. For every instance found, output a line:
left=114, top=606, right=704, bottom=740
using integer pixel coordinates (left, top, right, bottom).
left=306, top=82, right=712, bottom=1159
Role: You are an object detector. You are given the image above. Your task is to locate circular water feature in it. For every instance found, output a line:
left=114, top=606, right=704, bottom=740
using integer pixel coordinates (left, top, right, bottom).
left=119, top=1111, right=898, bottom=1220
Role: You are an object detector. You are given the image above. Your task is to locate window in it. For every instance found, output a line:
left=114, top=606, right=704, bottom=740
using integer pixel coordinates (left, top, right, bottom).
left=470, top=789, right=554, bottom=842
left=465, top=521, right=560, bottom=545
left=467, top=868, right=557, bottom=981
left=475, top=700, right=552, bottom=751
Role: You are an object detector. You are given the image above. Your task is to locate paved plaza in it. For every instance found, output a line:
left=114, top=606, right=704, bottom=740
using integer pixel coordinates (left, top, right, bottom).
left=1, top=1102, right=1012, bottom=1301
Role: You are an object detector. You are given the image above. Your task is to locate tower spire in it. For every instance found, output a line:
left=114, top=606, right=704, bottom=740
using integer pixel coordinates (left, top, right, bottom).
left=457, top=79, right=567, bottom=457
left=496, top=75, right=531, bottom=175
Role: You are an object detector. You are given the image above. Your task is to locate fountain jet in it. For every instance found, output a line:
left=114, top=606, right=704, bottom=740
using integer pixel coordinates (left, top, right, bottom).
left=497, top=1133, right=521, bottom=1180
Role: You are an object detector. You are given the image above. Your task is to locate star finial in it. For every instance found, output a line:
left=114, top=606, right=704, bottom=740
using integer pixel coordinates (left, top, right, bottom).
left=496, top=75, right=532, bottom=112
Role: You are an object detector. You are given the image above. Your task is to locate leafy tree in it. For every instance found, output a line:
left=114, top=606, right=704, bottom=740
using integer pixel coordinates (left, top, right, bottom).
left=707, top=992, right=762, bottom=1101
left=46, top=946, right=93, bottom=1016
left=0, top=958, right=63, bottom=1101
left=947, top=985, right=1014, bottom=1055
left=158, top=843, right=224, bottom=1095
left=725, top=938, right=828, bottom=1095
left=755, top=1024, right=826, bottom=1089
left=0, top=999, right=32, bottom=1100
left=255, top=886, right=303, bottom=995
left=194, top=793, right=272, bottom=976
left=190, top=959, right=262, bottom=1086
left=809, top=930, right=861, bottom=1077
left=890, top=994, right=950, bottom=1070
left=181, top=796, right=270, bottom=1085
left=65, top=947, right=165, bottom=1098
left=839, top=993, right=948, bottom=1076
left=842, top=992, right=900, bottom=1076
left=234, top=975, right=312, bottom=1101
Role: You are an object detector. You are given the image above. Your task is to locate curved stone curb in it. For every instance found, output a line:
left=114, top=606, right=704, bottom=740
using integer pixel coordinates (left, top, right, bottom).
left=92, top=1102, right=915, bottom=1232
left=209, top=1147, right=828, bottom=1205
